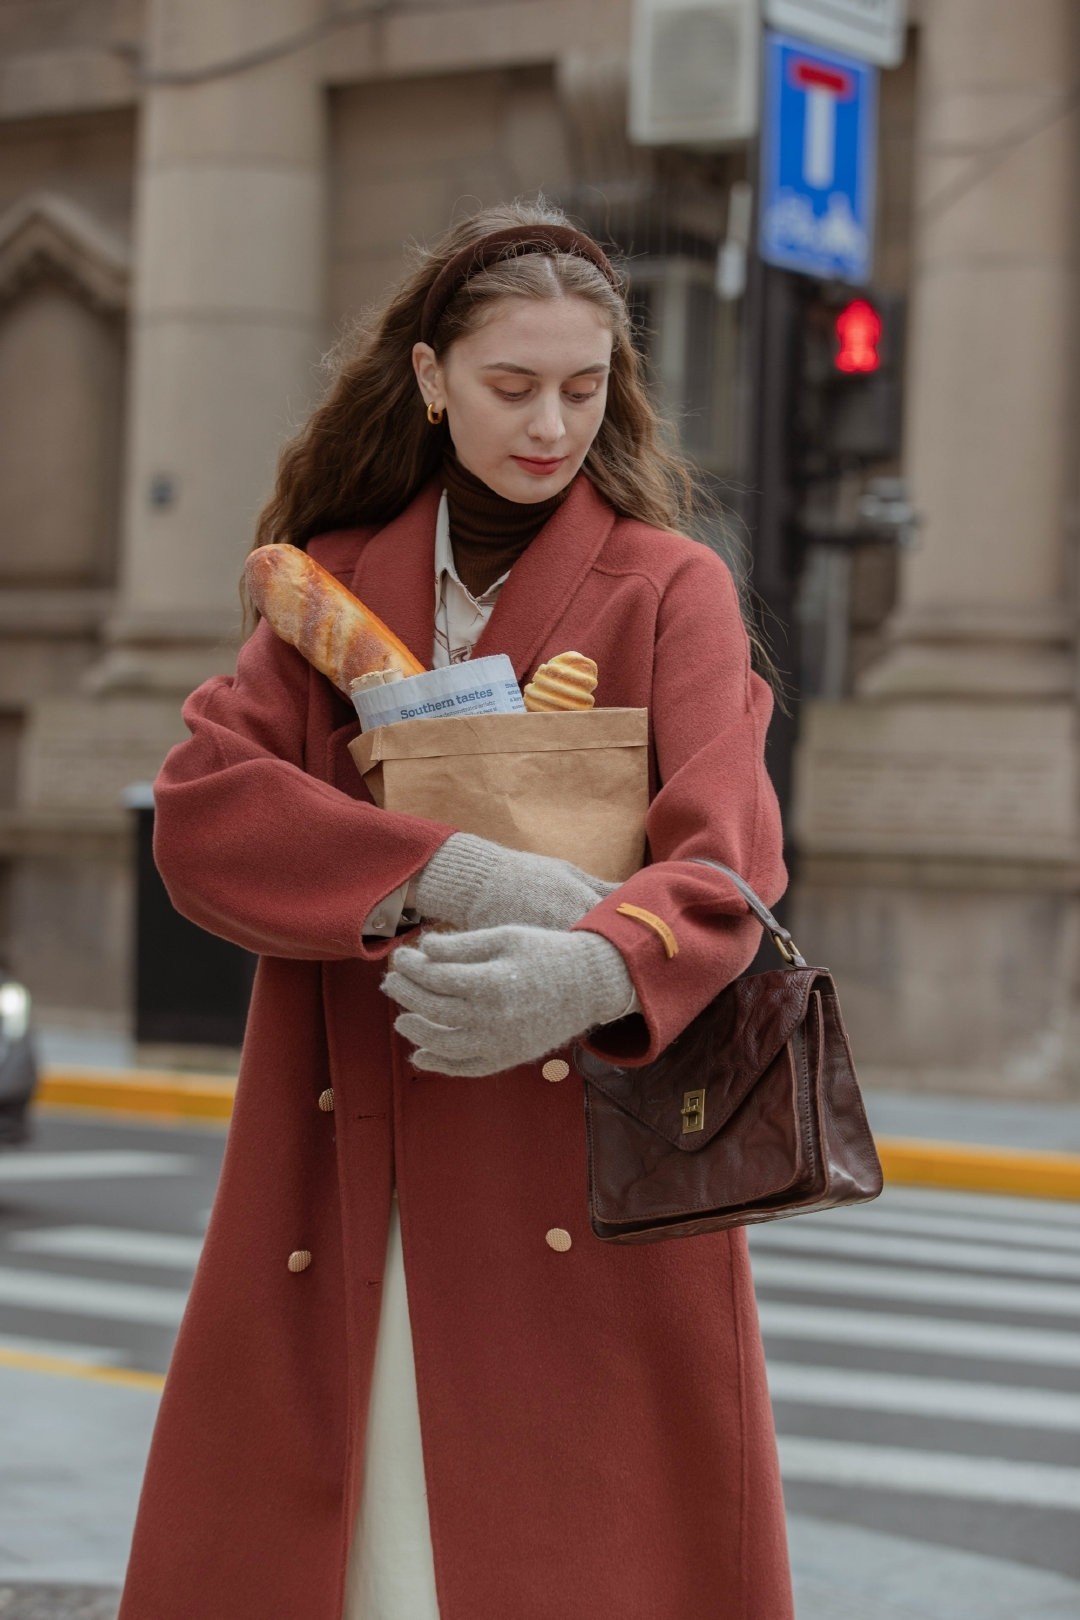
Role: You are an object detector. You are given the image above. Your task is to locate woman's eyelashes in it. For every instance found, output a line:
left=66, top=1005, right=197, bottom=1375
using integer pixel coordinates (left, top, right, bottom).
left=492, top=385, right=602, bottom=403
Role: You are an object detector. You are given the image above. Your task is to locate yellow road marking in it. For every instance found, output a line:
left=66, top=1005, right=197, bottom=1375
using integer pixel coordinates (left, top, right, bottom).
left=0, top=1345, right=164, bottom=1391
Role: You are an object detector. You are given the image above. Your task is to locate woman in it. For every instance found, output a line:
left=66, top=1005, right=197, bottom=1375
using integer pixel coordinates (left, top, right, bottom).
left=119, top=200, right=793, bottom=1620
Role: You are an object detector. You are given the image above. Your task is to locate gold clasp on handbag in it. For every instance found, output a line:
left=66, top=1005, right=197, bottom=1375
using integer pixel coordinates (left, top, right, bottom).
left=681, top=1088, right=706, bottom=1134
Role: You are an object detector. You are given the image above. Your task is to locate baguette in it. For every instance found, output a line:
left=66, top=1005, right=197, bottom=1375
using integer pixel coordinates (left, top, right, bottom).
left=245, top=544, right=425, bottom=691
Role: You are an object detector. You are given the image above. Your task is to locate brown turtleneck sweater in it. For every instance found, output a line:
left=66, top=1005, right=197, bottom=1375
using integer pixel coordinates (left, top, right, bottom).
left=443, top=453, right=571, bottom=598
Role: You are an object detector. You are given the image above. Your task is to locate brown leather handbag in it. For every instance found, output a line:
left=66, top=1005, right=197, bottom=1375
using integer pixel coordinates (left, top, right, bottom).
left=573, top=860, right=883, bottom=1243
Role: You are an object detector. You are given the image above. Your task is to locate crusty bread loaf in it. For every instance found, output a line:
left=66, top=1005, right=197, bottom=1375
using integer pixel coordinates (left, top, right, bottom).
left=523, top=650, right=598, bottom=712
left=245, top=544, right=425, bottom=691
left=348, top=670, right=406, bottom=694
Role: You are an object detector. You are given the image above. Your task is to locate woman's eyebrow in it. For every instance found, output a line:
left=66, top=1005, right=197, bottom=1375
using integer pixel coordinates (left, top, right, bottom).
left=479, top=362, right=609, bottom=377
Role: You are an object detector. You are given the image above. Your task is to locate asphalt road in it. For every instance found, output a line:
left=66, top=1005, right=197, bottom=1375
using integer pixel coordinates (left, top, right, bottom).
left=751, top=1183, right=1080, bottom=1580
left=1, top=1109, right=1079, bottom=1616
left=0, top=1112, right=222, bottom=1377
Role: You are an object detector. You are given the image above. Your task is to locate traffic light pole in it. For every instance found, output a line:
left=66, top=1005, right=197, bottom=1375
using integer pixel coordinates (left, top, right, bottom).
left=744, top=251, right=802, bottom=838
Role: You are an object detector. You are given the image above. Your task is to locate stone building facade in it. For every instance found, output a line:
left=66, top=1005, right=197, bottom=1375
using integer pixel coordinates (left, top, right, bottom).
left=791, top=0, right=1080, bottom=1097
left=0, top=0, right=1076, bottom=1096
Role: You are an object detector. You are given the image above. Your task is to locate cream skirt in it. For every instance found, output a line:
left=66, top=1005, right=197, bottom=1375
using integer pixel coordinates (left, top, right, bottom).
left=342, top=1193, right=441, bottom=1619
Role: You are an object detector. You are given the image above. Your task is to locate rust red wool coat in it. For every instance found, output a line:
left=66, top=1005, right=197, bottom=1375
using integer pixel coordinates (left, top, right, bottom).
left=119, top=475, right=794, bottom=1620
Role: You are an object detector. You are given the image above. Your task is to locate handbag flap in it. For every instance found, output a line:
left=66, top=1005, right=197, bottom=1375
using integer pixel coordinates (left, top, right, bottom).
left=574, top=967, right=826, bottom=1152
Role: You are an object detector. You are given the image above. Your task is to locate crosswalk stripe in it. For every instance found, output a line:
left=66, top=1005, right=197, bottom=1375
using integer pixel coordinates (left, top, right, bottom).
left=0, top=1151, right=195, bottom=1182
left=749, top=1222, right=1080, bottom=1280
left=758, top=1302, right=1080, bottom=1367
left=820, top=1203, right=1080, bottom=1254
left=0, top=1331, right=126, bottom=1368
left=8, top=1226, right=203, bottom=1270
left=778, top=1435, right=1080, bottom=1510
left=751, top=1254, right=1080, bottom=1317
left=0, top=1265, right=188, bottom=1325
left=765, top=1360, right=1080, bottom=1430
left=880, top=1186, right=1080, bottom=1227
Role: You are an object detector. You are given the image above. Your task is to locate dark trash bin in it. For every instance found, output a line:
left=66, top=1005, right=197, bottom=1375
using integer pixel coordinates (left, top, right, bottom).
left=126, top=784, right=256, bottom=1049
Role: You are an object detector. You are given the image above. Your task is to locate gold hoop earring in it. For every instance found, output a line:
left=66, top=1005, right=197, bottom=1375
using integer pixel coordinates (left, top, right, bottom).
left=426, top=401, right=445, bottom=426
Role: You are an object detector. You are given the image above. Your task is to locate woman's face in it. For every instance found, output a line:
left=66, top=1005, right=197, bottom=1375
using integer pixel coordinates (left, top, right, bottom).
left=413, top=294, right=613, bottom=504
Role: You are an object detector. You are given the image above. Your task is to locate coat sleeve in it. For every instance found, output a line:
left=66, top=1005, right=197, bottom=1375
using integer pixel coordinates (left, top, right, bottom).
left=152, top=617, right=454, bottom=962
left=573, top=545, right=786, bottom=1063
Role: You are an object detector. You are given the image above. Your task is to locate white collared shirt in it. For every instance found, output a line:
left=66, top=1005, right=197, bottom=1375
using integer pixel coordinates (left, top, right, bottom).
left=431, top=490, right=511, bottom=669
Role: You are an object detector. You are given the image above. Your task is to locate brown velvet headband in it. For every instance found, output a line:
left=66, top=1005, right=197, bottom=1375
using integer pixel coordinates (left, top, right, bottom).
left=419, top=225, right=621, bottom=347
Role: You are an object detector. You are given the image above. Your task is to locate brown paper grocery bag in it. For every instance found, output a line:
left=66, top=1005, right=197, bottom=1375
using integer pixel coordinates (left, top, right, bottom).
left=349, top=708, right=648, bottom=882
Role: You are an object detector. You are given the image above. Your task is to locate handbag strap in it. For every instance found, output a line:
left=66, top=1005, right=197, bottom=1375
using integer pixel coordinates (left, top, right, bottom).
left=687, top=859, right=807, bottom=968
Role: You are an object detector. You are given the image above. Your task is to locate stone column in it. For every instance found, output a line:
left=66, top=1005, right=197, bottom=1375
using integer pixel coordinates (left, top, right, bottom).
left=16, top=0, right=328, bottom=1032
left=792, top=0, right=1080, bottom=1097
left=864, top=0, right=1077, bottom=704
left=101, top=0, right=327, bottom=691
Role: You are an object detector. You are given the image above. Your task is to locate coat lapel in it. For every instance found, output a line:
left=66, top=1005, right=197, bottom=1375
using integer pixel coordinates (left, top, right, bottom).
left=347, top=473, right=614, bottom=680
left=347, top=477, right=442, bottom=670
left=470, top=476, right=616, bottom=681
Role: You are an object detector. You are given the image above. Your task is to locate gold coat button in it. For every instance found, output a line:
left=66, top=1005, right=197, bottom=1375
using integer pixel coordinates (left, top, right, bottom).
left=542, top=1058, right=570, bottom=1083
left=287, top=1250, right=312, bottom=1273
left=545, top=1228, right=572, bottom=1252
left=317, top=1088, right=335, bottom=1113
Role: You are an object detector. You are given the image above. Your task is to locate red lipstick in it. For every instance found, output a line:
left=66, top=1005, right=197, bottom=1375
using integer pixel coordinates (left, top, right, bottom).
left=512, top=456, right=568, bottom=476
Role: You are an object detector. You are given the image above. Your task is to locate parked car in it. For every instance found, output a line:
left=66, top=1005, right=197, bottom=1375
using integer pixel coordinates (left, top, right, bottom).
left=0, top=966, right=38, bottom=1146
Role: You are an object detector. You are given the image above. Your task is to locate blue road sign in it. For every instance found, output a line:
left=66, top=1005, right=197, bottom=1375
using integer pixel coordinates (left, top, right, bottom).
left=759, top=28, right=878, bottom=284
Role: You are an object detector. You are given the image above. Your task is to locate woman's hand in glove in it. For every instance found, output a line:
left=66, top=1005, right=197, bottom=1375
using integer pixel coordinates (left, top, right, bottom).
left=413, top=833, right=616, bottom=933
left=382, top=925, right=634, bottom=1077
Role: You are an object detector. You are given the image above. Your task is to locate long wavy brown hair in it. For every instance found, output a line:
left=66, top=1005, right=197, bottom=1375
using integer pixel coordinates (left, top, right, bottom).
left=251, top=198, right=697, bottom=554
left=248, top=198, right=782, bottom=691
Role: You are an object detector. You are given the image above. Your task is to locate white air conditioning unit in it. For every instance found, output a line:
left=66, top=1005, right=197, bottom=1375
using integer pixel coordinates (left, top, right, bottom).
left=629, top=0, right=760, bottom=147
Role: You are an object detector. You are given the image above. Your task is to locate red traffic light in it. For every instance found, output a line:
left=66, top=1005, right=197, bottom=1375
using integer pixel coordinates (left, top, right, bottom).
left=834, top=298, right=882, bottom=374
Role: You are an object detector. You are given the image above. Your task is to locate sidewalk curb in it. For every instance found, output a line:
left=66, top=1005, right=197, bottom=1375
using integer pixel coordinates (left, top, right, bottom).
left=874, top=1136, right=1080, bottom=1201
left=36, top=1068, right=1080, bottom=1201
left=37, top=1069, right=234, bottom=1124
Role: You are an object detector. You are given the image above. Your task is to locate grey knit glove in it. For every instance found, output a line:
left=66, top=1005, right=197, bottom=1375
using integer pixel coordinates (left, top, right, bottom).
left=413, top=832, right=617, bottom=932
left=382, top=924, right=634, bottom=1077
